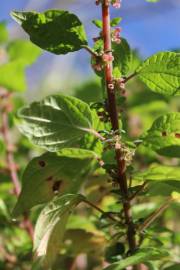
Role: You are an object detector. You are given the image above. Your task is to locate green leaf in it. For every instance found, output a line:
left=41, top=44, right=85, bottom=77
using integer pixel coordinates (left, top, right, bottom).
left=142, top=112, right=180, bottom=157
left=7, top=39, right=41, bottom=65
left=112, top=38, right=132, bottom=77
left=110, top=17, right=122, bottom=27
left=148, top=181, right=180, bottom=197
left=0, top=138, right=5, bottom=153
left=92, top=19, right=102, bottom=29
left=80, top=110, right=104, bottom=156
left=133, top=165, right=180, bottom=197
left=34, top=194, right=85, bottom=268
left=146, top=0, right=159, bottom=2
left=18, top=94, right=96, bottom=151
left=0, top=22, right=8, bottom=44
left=164, top=264, right=180, bottom=270
left=103, top=248, right=169, bottom=270
left=136, top=52, right=180, bottom=96
left=133, top=165, right=180, bottom=182
left=11, top=10, right=88, bottom=55
left=12, top=148, right=97, bottom=216
left=0, top=199, right=10, bottom=219
left=0, top=60, right=26, bottom=91
left=144, top=262, right=158, bottom=270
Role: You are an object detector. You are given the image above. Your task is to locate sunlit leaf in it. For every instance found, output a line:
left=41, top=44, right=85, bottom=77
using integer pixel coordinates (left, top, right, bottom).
left=136, top=52, right=180, bottom=96
left=110, top=17, right=122, bottom=27
left=92, top=19, right=102, bottom=29
left=133, top=165, right=180, bottom=182
left=11, top=10, right=87, bottom=55
left=34, top=194, right=85, bottom=268
left=18, top=94, right=96, bottom=151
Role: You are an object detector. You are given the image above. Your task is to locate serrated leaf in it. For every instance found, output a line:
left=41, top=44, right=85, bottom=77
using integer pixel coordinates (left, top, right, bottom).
left=103, top=248, right=169, bottom=270
left=142, top=112, right=180, bottom=157
left=0, top=60, right=26, bottom=91
left=34, top=194, right=85, bottom=268
left=12, top=148, right=97, bottom=216
left=7, top=39, right=41, bottom=65
left=18, top=94, right=97, bottom=151
left=133, top=165, right=180, bottom=182
left=136, top=52, right=180, bottom=96
left=11, top=10, right=87, bottom=55
left=0, top=22, right=8, bottom=44
left=112, top=38, right=132, bottom=77
left=110, top=17, right=122, bottom=27
left=92, top=19, right=102, bottom=29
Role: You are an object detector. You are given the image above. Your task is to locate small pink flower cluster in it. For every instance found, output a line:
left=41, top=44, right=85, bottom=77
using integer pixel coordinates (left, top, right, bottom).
left=92, top=53, right=114, bottom=72
left=102, top=53, right=114, bottom=62
left=115, top=78, right=126, bottom=95
left=112, top=0, right=121, bottom=9
left=112, top=27, right=122, bottom=44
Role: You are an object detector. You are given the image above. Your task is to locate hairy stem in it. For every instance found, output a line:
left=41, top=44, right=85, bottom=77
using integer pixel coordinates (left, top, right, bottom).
left=101, top=0, right=137, bottom=258
left=84, top=199, right=118, bottom=222
left=0, top=89, right=34, bottom=240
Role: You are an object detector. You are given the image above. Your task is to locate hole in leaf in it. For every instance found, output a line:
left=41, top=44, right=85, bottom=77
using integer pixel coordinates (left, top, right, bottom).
left=175, top=133, right=180, bottom=138
left=52, top=180, right=62, bottom=193
left=161, top=131, right=167, bottom=137
left=46, top=176, right=53, bottom=181
left=38, top=160, right=46, bottom=167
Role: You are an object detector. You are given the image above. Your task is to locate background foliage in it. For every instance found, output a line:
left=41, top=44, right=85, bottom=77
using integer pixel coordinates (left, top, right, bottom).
left=0, top=1, right=180, bottom=270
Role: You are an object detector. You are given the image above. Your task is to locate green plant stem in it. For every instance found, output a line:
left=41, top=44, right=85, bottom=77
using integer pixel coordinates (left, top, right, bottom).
left=81, top=45, right=99, bottom=57
left=101, top=0, right=137, bottom=262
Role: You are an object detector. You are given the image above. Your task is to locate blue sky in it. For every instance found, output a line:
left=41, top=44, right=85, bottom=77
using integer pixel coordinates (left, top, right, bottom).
left=1, top=0, right=180, bottom=56
left=1, top=0, right=180, bottom=97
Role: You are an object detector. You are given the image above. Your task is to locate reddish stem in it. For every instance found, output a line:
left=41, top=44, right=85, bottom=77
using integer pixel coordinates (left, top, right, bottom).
left=0, top=91, right=34, bottom=240
left=101, top=0, right=137, bottom=256
left=1, top=111, right=21, bottom=196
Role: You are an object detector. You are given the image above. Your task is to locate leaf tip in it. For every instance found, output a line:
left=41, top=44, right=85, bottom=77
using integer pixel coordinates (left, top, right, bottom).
left=10, top=11, right=25, bottom=24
